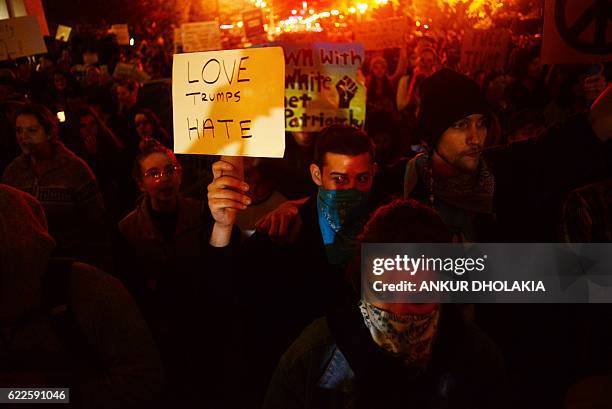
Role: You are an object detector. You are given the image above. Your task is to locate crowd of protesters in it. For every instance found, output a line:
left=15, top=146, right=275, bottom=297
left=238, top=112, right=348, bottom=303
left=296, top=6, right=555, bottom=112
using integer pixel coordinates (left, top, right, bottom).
left=0, top=15, right=611, bottom=409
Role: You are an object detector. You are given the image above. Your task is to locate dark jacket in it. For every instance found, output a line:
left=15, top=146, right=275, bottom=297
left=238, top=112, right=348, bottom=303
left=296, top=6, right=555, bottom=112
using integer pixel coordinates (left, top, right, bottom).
left=0, top=184, right=162, bottom=409
left=215, top=196, right=352, bottom=407
left=117, top=195, right=210, bottom=355
left=117, top=195, right=245, bottom=407
left=264, top=304, right=505, bottom=409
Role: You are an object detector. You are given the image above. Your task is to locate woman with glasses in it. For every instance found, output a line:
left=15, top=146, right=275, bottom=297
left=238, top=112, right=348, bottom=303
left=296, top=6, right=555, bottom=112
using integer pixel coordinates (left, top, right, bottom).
left=116, top=139, right=218, bottom=400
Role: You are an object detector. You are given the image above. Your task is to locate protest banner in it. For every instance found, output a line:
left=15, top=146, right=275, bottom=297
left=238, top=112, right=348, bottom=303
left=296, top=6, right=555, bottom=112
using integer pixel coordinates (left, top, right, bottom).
left=242, top=9, right=265, bottom=40
left=172, top=47, right=285, bottom=157
left=0, top=15, right=46, bottom=61
left=541, top=0, right=612, bottom=64
left=460, top=29, right=510, bottom=73
left=110, top=24, right=130, bottom=45
left=55, top=24, right=71, bottom=42
left=354, top=17, right=408, bottom=50
left=180, top=21, right=222, bottom=53
left=276, top=42, right=365, bottom=132
left=24, top=0, right=49, bottom=35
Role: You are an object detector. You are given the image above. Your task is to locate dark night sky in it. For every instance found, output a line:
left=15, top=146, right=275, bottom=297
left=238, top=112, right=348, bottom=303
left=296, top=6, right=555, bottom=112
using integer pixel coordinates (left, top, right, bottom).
left=43, top=0, right=140, bottom=26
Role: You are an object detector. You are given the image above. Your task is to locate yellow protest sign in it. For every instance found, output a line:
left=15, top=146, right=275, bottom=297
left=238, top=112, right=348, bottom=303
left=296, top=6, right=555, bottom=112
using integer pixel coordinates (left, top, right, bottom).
left=172, top=47, right=286, bottom=158
left=280, top=42, right=366, bottom=132
left=55, top=24, right=72, bottom=42
left=110, top=24, right=130, bottom=46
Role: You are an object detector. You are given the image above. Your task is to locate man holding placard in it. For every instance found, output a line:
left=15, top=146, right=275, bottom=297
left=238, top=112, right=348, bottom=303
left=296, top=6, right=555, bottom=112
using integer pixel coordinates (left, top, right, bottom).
left=170, top=45, right=286, bottom=407
left=206, top=125, right=379, bottom=406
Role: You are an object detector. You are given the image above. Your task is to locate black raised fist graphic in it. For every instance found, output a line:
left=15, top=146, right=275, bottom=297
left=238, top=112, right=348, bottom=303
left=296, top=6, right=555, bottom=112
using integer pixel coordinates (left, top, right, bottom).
left=336, top=75, right=358, bottom=109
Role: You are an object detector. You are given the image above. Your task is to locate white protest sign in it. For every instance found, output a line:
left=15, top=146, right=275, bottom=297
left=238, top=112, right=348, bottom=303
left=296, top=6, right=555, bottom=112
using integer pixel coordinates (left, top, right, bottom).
left=542, top=0, right=612, bottom=64
left=355, top=17, right=408, bottom=50
left=55, top=24, right=71, bottom=42
left=0, top=16, right=46, bottom=61
left=110, top=24, right=130, bottom=45
left=173, top=47, right=285, bottom=157
left=180, top=21, right=222, bottom=53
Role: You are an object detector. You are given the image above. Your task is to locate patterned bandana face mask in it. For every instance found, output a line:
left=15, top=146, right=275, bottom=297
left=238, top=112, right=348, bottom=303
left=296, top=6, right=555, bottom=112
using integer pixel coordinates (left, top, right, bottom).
left=317, top=187, right=370, bottom=266
left=359, top=301, right=440, bottom=369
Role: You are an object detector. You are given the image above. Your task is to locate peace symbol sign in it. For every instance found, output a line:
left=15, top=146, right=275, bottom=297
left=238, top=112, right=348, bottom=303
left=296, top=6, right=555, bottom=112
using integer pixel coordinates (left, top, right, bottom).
left=555, top=0, right=612, bottom=55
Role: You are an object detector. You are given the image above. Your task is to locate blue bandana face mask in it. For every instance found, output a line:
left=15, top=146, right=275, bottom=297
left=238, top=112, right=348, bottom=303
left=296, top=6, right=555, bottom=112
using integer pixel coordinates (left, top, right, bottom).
left=317, top=187, right=370, bottom=266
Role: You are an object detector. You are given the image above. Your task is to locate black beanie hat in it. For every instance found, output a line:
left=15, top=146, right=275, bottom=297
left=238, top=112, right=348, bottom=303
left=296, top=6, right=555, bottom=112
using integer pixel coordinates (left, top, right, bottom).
left=415, top=68, right=488, bottom=149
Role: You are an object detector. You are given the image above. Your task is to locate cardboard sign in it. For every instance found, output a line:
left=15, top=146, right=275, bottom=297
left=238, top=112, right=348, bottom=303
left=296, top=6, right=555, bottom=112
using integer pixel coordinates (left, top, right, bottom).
left=172, top=47, right=285, bottom=157
left=354, top=17, right=408, bottom=50
left=460, top=29, right=510, bottom=73
left=541, top=0, right=612, bottom=64
left=0, top=16, right=47, bottom=61
left=242, top=9, right=265, bottom=40
left=55, top=24, right=71, bottom=42
left=279, top=42, right=366, bottom=132
left=110, top=24, right=130, bottom=45
left=180, top=21, right=222, bottom=53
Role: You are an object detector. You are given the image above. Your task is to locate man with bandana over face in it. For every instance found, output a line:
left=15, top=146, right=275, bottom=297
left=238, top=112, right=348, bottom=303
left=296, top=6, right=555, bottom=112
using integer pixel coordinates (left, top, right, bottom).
left=207, top=125, right=378, bottom=406
left=263, top=199, right=505, bottom=409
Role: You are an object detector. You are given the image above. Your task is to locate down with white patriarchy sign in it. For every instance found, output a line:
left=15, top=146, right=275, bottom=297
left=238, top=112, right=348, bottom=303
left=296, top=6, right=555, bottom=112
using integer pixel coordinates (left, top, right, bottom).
left=172, top=47, right=286, bottom=157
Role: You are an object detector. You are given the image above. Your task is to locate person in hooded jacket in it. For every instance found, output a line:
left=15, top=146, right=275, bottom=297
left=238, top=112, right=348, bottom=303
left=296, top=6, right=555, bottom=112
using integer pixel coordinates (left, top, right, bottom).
left=263, top=199, right=505, bottom=409
left=0, top=183, right=162, bottom=408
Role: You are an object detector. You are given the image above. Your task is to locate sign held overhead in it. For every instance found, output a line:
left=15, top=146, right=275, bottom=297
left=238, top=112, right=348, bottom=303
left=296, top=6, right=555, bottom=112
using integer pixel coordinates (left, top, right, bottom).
left=542, top=0, right=612, bottom=64
left=172, top=47, right=286, bottom=158
left=0, top=15, right=47, bottom=61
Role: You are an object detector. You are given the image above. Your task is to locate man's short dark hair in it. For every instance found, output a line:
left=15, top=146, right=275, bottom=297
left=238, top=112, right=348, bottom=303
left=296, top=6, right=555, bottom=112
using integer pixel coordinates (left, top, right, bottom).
left=346, top=199, right=452, bottom=292
left=359, top=198, right=452, bottom=244
left=312, top=125, right=375, bottom=169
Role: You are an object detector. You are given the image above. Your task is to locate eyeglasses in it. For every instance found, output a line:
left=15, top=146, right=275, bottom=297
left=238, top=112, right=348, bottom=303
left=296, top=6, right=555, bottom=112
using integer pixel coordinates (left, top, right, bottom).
left=143, top=165, right=181, bottom=181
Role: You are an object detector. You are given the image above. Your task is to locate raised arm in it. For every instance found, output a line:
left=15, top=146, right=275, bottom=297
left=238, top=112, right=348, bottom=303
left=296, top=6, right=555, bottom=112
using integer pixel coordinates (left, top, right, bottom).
left=207, top=157, right=250, bottom=247
left=388, top=47, right=409, bottom=86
